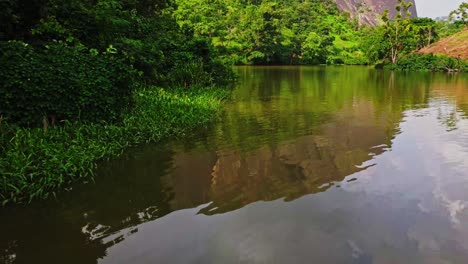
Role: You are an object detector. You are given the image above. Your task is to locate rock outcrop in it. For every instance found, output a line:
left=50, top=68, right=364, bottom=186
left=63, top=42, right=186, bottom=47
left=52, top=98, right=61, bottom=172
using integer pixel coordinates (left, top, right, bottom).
left=335, top=0, right=418, bottom=26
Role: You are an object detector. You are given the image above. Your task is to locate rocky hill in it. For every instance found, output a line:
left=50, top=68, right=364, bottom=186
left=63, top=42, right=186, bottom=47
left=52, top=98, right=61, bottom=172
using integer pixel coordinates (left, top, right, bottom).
left=335, top=0, right=418, bottom=26
left=419, top=29, right=468, bottom=60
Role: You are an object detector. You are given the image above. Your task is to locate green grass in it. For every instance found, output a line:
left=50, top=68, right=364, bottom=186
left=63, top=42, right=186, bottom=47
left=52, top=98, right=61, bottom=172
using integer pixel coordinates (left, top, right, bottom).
left=0, top=86, right=229, bottom=205
left=454, top=30, right=468, bottom=41
left=333, top=35, right=359, bottom=50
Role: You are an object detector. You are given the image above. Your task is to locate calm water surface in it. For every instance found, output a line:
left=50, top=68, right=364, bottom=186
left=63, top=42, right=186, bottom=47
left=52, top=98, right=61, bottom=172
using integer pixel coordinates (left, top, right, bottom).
left=1, top=66, right=468, bottom=264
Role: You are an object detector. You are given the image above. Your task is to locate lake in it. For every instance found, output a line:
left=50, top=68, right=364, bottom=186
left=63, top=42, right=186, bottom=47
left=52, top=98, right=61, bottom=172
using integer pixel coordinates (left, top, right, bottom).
left=1, top=66, right=468, bottom=264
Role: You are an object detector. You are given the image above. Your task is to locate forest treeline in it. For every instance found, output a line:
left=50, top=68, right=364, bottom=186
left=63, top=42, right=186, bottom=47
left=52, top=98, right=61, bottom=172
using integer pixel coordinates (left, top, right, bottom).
left=174, top=0, right=467, bottom=67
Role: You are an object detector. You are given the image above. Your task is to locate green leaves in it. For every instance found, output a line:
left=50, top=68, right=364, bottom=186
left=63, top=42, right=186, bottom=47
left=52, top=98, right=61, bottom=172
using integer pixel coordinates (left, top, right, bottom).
left=0, top=41, right=136, bottom=126
left=379, top=0, right=415, bottom=64
left=174, top=0, right=361, bottom=65
left=0, top=0, right=236, bottom=206
left=0, top=86, right=226, bottom=205
left=449, top=3, right=468, bottom=25
left=385, top=53, right=468, bottom=72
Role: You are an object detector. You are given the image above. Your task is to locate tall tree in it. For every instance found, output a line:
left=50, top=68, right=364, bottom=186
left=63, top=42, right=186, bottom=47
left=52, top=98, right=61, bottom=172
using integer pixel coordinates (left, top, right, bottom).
left=449, top=2, right=468, bottom=26
left=381, top=0, right=414, bottom=64
left=410, top=18, right=438, bottom=49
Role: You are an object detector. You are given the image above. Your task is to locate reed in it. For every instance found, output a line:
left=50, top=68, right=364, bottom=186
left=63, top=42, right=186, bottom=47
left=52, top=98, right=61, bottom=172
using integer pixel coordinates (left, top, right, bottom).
left=0, top=86, right=229, bottom=205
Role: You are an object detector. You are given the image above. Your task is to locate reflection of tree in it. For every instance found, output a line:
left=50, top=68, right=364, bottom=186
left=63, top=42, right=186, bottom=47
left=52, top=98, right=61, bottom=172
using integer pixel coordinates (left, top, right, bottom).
left=3, top=67, right=465, bottom=263
left=0, top=144, right=178, bottom=264
left=0, top=206, right=107, bottom=264
left=199, top=100, right=394, bottom=215
left=441, top=74, right=468, bottom=116
left=178, top=67, right=454, bottom=215
left=207, top=66, right=434, bottom=155
left=430, top=73, right=468, bottom=130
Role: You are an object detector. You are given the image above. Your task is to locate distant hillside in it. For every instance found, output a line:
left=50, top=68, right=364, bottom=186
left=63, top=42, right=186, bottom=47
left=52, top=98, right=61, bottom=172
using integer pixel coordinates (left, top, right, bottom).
left=419, top=29, right=468, bottom=60
left=335, top=0, right=418, bottom=26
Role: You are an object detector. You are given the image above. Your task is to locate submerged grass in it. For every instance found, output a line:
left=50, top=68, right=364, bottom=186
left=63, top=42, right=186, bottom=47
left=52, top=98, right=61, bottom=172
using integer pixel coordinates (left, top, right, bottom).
left=0, top=86, right=229, bottom=205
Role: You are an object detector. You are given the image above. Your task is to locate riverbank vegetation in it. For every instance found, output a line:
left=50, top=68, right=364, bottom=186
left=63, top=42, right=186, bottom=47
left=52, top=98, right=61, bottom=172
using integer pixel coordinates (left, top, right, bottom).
left=174, top=0, right=467, bottom=70
left=174, top=0, right=367, bottom=65
left=0, top=87, right=227, bottom=205
left=0, top=0, right=233, bottom=205
left=366, top=0, right=467, bottom=71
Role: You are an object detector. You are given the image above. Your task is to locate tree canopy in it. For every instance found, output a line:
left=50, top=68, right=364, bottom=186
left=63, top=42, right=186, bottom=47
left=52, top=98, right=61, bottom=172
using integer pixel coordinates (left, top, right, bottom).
left=174, top=0, right=366, bottom=65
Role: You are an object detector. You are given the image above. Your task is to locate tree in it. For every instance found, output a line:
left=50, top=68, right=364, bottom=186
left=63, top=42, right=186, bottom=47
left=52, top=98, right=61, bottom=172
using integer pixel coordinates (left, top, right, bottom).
left=449, top=3, right=468, bottom=26
left=173, top=0, right=362, bottom=65
left=360, top=26, right=388, bottom=64
left=381, top=0, right=414, bottom=64
left=410, top=18, right=438, bottom=49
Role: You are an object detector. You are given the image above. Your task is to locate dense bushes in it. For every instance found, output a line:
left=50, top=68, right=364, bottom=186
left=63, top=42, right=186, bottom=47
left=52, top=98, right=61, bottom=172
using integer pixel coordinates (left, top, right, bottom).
left=174, top=0, right=366, bottom=65
left=0, top=87, right=228, bottom=205
left=0, top=0, right=236, bottom=205
left=385, top=53, right=468, bottom=72
left=359, top=9, right=466, bottom=67
left=0, top=41, right=137, bottom=126
left=0, top=0, right=236, bottom=129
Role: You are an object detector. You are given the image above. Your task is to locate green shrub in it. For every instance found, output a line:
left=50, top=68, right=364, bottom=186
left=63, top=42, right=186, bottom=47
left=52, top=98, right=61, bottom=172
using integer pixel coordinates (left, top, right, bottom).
left=162, top=37, right=236, bottom=88
left=0, top=41, right=137, bottom=127
left=385, top=53, right=468, bottom=72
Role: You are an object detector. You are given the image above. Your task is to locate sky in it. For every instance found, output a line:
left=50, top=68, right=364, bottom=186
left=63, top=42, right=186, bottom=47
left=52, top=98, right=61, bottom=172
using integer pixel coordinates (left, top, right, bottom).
left=415, top=0, right=465, bottom=18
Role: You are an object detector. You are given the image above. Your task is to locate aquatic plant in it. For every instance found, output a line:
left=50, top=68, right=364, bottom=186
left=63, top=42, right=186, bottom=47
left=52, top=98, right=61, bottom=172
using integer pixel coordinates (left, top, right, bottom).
left=0, top=87, right=229, bottom=205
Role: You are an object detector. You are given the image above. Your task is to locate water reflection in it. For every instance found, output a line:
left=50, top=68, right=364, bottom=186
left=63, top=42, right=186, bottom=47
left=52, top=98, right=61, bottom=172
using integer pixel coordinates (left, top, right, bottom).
left=1, top=67, right=467, bottom=264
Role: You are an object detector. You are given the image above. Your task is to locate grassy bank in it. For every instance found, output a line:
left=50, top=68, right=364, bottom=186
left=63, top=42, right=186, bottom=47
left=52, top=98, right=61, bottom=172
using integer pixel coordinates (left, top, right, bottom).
left=0, top=87, right=229, bottom=205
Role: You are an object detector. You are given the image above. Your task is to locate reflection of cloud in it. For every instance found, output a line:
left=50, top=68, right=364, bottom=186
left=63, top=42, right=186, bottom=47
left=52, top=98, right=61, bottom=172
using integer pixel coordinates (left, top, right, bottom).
left=82, top=73, right=468, bottom=263
left=433, top=112, right=468, bottom=227
left=448, top=200, right=466, bottom=225
left=387, top=155, right=407, bottom=172
left=405, top=100, right=468, bottom=228
left=0, top=241, right=16, bottom=264
left=82, top=223, right=111, bottom=241
left=440, top=142, right=468, bottom=172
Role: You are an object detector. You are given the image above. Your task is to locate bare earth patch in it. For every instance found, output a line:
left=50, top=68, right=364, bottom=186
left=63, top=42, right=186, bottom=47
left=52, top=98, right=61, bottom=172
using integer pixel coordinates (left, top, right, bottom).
left=419, top=28, right=468, bottom=60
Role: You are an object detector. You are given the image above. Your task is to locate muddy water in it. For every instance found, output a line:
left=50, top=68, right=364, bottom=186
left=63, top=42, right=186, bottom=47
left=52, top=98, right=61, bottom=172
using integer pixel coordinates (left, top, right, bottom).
left=1, top=66, right=468, bottom=264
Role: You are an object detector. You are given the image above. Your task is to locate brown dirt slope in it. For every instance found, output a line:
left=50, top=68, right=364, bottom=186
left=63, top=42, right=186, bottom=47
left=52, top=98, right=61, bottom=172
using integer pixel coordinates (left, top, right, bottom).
left=419, top=29, right=468, bottom=60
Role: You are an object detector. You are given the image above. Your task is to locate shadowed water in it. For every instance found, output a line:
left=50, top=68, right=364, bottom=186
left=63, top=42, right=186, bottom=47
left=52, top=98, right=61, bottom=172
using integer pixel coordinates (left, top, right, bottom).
left=1, top=66, right=468, bottom=264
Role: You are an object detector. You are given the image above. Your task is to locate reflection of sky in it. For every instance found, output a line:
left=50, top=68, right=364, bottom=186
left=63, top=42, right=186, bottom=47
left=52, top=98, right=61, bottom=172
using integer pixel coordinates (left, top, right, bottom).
left=415, top=0, right=465, bottom=18
left=3, top=68, right=467, bottom=264
left=99, top=98, right=468, bottom=264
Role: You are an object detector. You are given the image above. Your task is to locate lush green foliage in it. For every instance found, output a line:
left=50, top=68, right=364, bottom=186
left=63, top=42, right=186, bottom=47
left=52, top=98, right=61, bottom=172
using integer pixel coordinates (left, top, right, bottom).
left=380, top=0, right=414, bottom=64
left=361, top=0, right=466, bottom=69
left=0, top=0, right=235, bottom=205
left=174, top=0, right=365, bottom=65
left=435, top=20, right=466, bottom=39
left=0, top=0, right=234, bottom=126
left=0, top=41, right=136, bottom=126
left=173, top=0, right=467, bottom=68
left=25, top=0, right=233, bottom=86
left=449, top=2, right=468, bottom=25
left=361, top=1, right=439, bottom=65
left=385, top=54, right=468, bottom=72
left=0, top=87, right=228, bottom=205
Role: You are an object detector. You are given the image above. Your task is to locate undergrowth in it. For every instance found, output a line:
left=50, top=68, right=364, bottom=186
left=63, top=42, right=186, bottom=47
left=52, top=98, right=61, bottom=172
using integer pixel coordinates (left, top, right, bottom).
left=0, top=86, right=229, bottom=205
